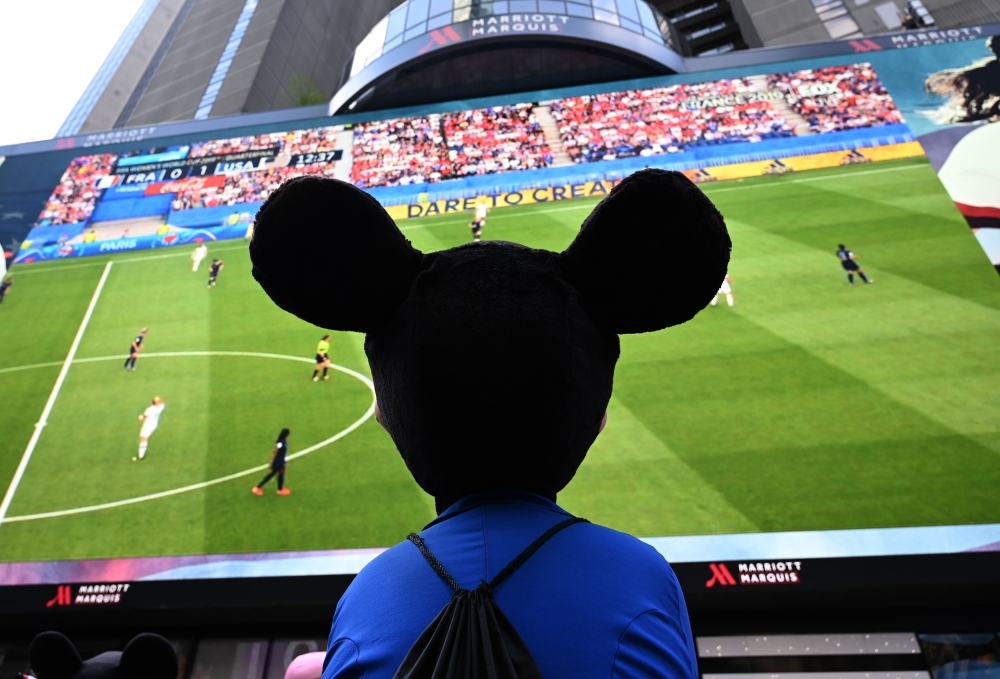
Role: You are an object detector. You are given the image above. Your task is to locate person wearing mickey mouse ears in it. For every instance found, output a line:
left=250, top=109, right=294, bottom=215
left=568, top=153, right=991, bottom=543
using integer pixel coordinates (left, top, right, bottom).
left=251, top=168, right=731, bottom=679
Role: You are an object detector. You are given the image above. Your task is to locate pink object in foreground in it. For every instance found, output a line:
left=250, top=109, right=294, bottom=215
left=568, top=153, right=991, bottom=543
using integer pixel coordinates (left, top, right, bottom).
left=285, top=651, right=325, bottom=679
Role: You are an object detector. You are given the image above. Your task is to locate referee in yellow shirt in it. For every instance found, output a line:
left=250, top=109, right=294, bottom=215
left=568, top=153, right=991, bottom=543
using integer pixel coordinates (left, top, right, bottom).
left=313, top=335, right=333, bottom=382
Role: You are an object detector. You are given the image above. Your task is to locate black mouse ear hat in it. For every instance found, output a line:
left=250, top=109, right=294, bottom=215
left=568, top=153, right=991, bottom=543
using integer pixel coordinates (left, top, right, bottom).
left=250, top=177, right=424, bottom=332
left=29, top=632, right=177, bottom=679
left=251, top=169, right=730, bottom=503
left=251, top=170, right=729, bottom=334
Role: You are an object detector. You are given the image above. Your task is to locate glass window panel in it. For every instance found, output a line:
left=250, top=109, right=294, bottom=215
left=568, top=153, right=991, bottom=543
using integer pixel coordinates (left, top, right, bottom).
left=386, top=7, right=407, bottom=40
left=824, top=14, right=859, bottom=37
left=407, top=0, right=430, bottom=27
left=566, top=2, right=593, bottom=17
left=817, top=7, right=847, bottom=19
left=636, top=1, right=657, bottom=29
left=698, top=42, right=734, bottom=55
left=643, top=27, right=663, bottom=40
left=384, top=34, right=403, bottom=51
left=493, top=0, right=509, bottom=12
left=510, top=0, right=537, bottom=11
left=621, top=16, right=641, bottom=32
left=594, top=7, right=620, bottom=23
left=351, top=15, right=388, bottom=76
left=593, top=0, right=617, bottom=11
left=617, top=0, right=640, bottom=21
left=539, top=0, right=565, bottom=11
left=427, top=12, right=451, bottom=28
left=429, top=0, right=452, bottom=17
left=404, top=22, right=428, bottom=40
left=687, top=20, right=726, bottom=38
left=454, top=0, right=470, bottom=17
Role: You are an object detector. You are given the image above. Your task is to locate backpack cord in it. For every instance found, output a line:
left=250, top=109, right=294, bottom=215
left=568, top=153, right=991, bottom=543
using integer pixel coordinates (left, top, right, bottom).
left=407, top=533, right=461, bottom=592
left=406, top=517, right=589, bottom=594
left=489, top=517, right=589, bottom=590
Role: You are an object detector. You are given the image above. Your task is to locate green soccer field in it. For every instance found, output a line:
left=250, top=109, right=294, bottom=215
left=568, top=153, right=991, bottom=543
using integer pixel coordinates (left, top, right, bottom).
left=1, top=157, right=999, bottom=563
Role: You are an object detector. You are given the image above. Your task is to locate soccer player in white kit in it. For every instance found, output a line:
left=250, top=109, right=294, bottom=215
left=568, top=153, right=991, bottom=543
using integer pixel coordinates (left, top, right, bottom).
left=134, top=397, right=165, bottom=461
left=469, top=198, right=489, bottom=241
left=711, top=273, right=735, bottom=307
left=191, top=244, right=208, bottom=272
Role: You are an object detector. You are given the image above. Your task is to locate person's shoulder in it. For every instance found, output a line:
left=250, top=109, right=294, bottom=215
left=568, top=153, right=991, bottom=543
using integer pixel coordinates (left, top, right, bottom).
left=335, top=538, right=436, bottom=618
left=345, top=538, right=426, bottom=591
left=572, top=521, right=676, bottom=574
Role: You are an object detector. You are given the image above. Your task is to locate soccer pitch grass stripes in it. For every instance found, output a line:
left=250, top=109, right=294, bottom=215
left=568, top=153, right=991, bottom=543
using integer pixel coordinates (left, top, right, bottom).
left=0, top=352, right=375, bottom=523
left=0, top=262, right=113, bottom=526
left=0, top=157, right=998, bottom=563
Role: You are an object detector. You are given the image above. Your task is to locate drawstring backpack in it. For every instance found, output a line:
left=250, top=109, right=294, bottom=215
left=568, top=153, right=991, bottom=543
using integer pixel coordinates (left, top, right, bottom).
left=393, top=517, right=589, bottom=679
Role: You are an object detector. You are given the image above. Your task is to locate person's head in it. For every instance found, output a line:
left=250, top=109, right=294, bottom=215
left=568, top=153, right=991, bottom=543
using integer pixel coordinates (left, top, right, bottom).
left=152, top=396, right=162, bottom=406
left=279, top=427, right=291, bottom=439
left=250, top=172, right=730, bottom=510
left=322, top=334, right=331, bottom=340
left=988, top=35, right=999, bottom=57
left=838, top=244, right=846, bottom=250
left=140, top=327, right=148, bottom=335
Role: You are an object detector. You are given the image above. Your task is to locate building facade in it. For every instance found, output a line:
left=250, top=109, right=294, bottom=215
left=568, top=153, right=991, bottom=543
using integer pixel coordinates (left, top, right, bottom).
left=59, top=0, right=1000, bottom=136
left=61, top=0, right=402, bottom=135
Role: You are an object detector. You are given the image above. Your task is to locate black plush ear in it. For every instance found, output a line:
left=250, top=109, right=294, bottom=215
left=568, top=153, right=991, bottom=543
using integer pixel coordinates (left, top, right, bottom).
left=558, top=168, right=731, bottom=334
left=120, top=634, right=178, bottom=679
left=250, top=176, right=425, bottom=333
left=29, top=632, right=82, bottom=679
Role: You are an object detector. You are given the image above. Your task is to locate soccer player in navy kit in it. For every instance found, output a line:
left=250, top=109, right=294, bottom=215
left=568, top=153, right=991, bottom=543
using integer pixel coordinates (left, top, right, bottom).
left=207, top=259, right=224, bottom=288
left=123, top=328, right=148, bottom=370
left=252, top=428, right=292, bottom=496
left=0, top=278, right=12, bottom=305
left=836, top=244, right=872, bottom=285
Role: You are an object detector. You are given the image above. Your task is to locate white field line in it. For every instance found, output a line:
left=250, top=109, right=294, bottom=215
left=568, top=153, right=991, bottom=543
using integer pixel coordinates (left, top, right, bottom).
left=0, top=261, right=114, bottom=527
left=11, top=242, right=249, bottom=275
left=397, top=163, right=927, bottom=230
left=702, top=162, right=927, bottom=195
left=0, top=351, right=375, bottom=523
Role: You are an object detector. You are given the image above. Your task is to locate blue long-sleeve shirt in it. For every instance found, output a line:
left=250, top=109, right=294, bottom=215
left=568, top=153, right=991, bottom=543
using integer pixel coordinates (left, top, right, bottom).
left=323, top=489, right=698, bottom=678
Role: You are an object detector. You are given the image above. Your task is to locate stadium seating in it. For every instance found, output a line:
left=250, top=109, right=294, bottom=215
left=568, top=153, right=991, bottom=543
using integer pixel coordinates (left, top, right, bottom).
left=767, top=64, right=904, bottom=133
left=350, top=106, right=552, bottom=188
left=350, top=115, right=450, bottom=188
left=444, top=104, right=553, bottom=177
left=548, top=80, right=795, bottom=163
left=35, top=155, right=117, bottom=226
left=174, top=127, right=344, bottom=208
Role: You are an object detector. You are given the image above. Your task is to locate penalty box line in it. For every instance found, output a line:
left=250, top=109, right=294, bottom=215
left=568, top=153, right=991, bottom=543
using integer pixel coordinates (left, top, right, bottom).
left=0, top=261, right=114, bottom=527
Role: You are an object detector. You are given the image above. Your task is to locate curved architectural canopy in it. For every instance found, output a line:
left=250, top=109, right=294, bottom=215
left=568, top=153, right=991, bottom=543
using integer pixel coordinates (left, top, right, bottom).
left=330, top=0, right=684, bottom=114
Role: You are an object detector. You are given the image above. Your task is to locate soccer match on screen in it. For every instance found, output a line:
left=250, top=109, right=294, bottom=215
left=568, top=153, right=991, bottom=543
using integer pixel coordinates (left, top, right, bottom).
left=1, top=0, right=1000, bottom=674
left=0, top=38, right=996, bottom=575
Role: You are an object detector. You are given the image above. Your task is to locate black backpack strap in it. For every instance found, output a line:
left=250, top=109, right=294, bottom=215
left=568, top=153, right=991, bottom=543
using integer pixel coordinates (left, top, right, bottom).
left=489, top=517, right=589, bottom=590
left=407, top=516, right=588, bottom=594
left=407, top=533, right=460, bottom=592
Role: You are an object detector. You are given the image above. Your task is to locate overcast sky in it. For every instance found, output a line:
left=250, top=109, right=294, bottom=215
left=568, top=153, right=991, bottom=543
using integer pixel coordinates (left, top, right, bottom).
left=0, top=0, right=146, bottom=147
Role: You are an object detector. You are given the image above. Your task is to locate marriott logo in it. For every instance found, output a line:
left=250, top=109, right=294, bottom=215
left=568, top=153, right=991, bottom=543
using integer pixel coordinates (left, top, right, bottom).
left=45, top=583, right=131, bottom=607
left=705, top=561, right=803, bottom=587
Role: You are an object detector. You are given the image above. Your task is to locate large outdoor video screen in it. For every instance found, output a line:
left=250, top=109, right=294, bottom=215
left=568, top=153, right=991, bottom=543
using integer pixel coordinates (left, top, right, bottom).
left=0, top=33, right=998, bottom=589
